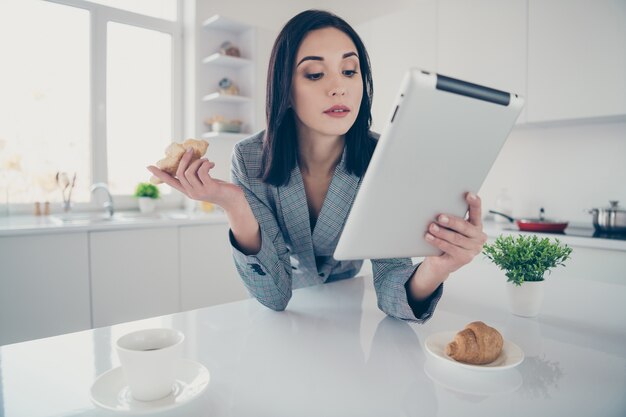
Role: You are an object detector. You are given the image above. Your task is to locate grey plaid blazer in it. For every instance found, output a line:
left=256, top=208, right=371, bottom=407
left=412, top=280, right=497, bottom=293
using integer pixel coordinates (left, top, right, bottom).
left=229, top=131, right=443, bottom=322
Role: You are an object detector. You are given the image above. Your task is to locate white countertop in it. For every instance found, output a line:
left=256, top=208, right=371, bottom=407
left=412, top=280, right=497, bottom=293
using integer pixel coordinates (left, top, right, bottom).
left=0, top=209, right=229, bottom=236
left=1, top=257, right=624, bottom=417
left=2, top=212, right=624, bottom=252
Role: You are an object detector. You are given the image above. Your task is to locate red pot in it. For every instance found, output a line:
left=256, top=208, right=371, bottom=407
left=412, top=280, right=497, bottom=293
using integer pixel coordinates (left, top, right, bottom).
left=489, top=209, right=569, bottom=233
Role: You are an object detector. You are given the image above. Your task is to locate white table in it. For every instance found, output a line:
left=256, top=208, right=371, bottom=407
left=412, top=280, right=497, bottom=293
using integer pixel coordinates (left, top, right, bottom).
left=1, top=257, right=625, bottom=416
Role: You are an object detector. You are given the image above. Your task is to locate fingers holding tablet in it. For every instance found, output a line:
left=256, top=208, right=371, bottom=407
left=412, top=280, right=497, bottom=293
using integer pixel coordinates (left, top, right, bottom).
left=424, top=192, right=489, bottom=272
left=466, top=192, right=483, bottom=227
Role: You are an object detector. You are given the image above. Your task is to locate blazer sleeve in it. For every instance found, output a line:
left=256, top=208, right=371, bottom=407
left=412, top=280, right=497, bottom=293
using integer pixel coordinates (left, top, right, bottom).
left=228, top=144, right=293, bottom=311
left=371, top=258, right=443, bottom=323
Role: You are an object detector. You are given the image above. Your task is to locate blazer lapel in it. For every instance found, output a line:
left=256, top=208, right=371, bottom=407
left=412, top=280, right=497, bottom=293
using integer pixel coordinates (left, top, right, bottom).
left=278, top=164, right=317, bottom=273
left=312, top=149, right=360, bottom=254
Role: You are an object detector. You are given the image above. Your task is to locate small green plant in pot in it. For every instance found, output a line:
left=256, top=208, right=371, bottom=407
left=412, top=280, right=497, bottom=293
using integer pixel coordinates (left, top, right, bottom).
left=134, top=182, right=160, bottom=213
left=483, top=234, right=572, bottom=317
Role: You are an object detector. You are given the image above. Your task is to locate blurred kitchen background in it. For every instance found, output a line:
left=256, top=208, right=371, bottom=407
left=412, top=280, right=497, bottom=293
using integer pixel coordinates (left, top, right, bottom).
left=0, top=0, right=624, bottom=222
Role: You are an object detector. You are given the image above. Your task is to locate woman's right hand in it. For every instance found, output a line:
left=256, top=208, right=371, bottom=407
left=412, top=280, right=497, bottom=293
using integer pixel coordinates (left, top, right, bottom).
left=147, top=148, right=242, bottom=209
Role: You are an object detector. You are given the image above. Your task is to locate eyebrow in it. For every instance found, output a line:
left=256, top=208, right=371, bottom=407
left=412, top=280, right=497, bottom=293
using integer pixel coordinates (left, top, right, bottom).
left=296, top=51, right=359, bottom=67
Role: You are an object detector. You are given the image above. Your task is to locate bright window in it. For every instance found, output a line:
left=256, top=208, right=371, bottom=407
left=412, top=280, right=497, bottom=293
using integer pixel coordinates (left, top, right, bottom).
left=86, top=0, right=177, bottom=21
left=107, top=22, right=172, bottom=196
left=0, top=0, right=181, bottom=211
left=0, top=0, right=90, bottom=204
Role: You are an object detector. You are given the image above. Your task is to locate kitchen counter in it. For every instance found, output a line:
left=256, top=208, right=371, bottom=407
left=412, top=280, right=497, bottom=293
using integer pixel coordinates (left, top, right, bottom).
left=483, top=220, right=626, bottom=251
left=1, top=257, right=624, bottom=417
left=0, top=209, right=229, bottom=236
left=2, top=212, right=624, bottom=252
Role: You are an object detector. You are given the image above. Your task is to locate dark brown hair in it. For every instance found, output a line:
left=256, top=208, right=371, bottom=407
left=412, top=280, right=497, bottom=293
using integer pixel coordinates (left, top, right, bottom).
left=261, top=9, right=376, bottom=186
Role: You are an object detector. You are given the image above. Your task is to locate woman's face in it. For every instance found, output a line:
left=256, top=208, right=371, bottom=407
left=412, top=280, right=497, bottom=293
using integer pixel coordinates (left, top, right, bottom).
left=291, top=27, right=363, bottom=138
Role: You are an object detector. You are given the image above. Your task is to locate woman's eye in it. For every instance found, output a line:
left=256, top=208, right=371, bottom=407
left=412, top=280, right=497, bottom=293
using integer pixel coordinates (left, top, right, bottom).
left=343, top=70, right=358, bottom=77
left=305, top=72, right=323, bottom=80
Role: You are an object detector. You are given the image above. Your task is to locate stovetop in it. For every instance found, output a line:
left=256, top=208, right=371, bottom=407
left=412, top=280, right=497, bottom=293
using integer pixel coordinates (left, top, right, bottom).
left=502, top=226, right=626, bottom=241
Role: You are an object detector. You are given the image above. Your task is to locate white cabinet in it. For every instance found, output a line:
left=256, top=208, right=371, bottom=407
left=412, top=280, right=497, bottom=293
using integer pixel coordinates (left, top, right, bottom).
left=437, top=0, right=528, bottom=123
left=179, top=223, right=247, bottom=310
left=363, top=0, right=626, bottom=126
left=89, top=228, right=180, bottom=327
left=0, top=221, right=244, bottom=344
left=550, top=245, right=626, bottom=286
left=527, top=0, right=626, bottom=122
left=0, top=233, right=90, bottom=345
left=357, top=0, right=437, bottom=132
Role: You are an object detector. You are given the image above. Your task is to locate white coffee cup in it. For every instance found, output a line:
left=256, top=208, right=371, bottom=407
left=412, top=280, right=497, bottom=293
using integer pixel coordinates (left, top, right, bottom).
left=116, top=328, right=185, bottom=402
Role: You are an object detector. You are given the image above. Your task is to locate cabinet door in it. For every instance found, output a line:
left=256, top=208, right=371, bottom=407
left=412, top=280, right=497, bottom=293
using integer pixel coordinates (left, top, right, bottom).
left=527, top=0, right=626, bottom=121
left=90, top=228, right=179, bottom=327
left=437, top=0, right=528, bottom=123
left=179, top=223, right=247, bottom=311
left=546, top=245, right=626, bottom=286
left=357, top=0, right=438, bottom=132
left=0, top=233, right=90, bottom=345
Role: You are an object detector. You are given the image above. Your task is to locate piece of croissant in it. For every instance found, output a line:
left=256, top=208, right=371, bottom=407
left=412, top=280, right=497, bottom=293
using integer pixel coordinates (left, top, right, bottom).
left=151, top=139, right=209, bottom=184
left=445, top=321, right=503, bottom=365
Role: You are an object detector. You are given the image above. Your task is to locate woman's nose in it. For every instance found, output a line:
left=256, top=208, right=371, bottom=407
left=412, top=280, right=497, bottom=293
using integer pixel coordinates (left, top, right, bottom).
left=328, top=86, right=346, bottom=96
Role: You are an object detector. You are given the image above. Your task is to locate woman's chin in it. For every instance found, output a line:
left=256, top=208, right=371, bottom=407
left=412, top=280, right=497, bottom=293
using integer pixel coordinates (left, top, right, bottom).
left=319, top=119, right=357, bottom=136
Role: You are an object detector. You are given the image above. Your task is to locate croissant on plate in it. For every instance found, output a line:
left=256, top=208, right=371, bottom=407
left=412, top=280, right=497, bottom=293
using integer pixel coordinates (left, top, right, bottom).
left=445, top=321, right=504, bottom=365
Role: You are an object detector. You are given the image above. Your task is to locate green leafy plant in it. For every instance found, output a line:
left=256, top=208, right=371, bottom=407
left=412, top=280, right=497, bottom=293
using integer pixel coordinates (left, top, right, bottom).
left=483, top=234, right=572, bottom=286
left=133, top=182, right=160, bottom=199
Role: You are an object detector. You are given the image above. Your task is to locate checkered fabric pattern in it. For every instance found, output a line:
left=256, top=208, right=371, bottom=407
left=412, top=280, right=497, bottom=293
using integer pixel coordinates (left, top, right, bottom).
left=228, top=131, right=442, bottom=322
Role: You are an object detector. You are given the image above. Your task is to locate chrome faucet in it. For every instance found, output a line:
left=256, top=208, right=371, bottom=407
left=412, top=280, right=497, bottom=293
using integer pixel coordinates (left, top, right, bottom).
left=90, top=183, right=114, bottom=218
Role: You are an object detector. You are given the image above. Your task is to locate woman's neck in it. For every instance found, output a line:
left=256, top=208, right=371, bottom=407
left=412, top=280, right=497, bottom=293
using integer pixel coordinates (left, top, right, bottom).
left=296, top=124, right=345, bottom=177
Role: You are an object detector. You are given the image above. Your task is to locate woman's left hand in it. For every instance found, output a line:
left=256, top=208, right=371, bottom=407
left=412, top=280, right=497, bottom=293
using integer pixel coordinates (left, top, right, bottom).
left=424, top=192, right=488, bottom=276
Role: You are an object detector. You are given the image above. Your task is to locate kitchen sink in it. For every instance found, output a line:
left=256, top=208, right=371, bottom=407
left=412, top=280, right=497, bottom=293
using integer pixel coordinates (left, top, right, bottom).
left=50, top=211, right=165, bottom=225
left=162, top=210, right=224, bottom=220
left=163, top=212, right=205, bottom=220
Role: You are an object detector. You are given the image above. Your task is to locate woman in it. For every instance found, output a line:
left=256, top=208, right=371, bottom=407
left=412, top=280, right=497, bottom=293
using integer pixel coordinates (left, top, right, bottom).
left=148, top=10, right=487, bottom=322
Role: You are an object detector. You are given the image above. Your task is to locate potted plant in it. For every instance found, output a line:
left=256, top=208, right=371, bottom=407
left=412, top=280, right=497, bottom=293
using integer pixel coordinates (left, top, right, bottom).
left=483, top=234, right=572, bottom=317
left=134, top=182, right=160, bottom=214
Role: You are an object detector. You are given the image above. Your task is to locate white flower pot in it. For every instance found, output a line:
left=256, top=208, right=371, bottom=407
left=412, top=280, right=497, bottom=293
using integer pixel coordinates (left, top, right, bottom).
left=506, top=280, right=545, bottom=318
left=138, top=197, right=156, bottom=214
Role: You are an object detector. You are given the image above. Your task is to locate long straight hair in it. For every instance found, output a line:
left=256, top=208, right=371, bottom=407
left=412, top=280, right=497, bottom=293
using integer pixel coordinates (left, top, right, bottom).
left=261, top=9, right=376, bottom=186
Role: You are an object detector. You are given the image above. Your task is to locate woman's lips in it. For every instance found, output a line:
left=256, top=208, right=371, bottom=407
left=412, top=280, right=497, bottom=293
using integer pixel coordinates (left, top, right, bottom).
left=324, top=105, right=350, bottom=118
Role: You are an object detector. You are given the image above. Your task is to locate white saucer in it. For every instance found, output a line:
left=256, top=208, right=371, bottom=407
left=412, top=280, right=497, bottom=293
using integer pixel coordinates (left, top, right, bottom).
left=90, top=359, right=210, bottom=414
left=424, top=359, right=523, bottom=396
left=425, top=331, right=524, bottom=372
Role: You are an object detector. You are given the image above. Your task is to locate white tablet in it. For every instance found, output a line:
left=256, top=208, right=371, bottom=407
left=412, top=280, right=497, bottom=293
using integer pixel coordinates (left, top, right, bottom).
left=334, top=68, right=524, bottom=260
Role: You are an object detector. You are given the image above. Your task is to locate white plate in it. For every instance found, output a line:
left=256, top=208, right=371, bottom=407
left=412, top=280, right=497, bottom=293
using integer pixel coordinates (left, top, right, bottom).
left=424, top=360, right=522, bottom=396
left=90, top=359, right=210, bottom=414
left=424, top=331, right=524, bottom=371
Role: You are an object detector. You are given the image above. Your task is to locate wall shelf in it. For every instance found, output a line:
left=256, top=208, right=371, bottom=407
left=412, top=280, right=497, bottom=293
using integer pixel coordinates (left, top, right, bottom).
left=202, top=53, right=252, bottom=68
left=202, top=15, right=250, bottom=34
left=201, top=92, right=252, bottom=104
left=199, top=14, right=256, bottom=182
left=201, top=132, right=250, bottom=140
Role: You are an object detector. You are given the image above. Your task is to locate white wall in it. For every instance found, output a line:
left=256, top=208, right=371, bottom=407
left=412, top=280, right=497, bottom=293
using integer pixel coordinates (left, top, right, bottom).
left=479, top=120, right=626, bottom=225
